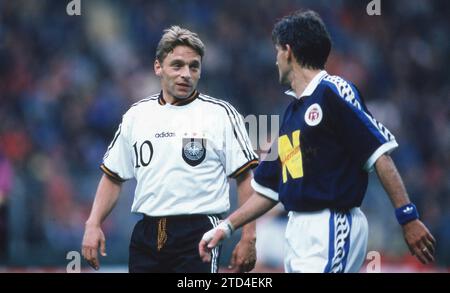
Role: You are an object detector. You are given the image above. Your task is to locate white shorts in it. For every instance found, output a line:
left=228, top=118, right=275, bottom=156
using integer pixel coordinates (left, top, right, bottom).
left=284, top=208, right=368, bottom=273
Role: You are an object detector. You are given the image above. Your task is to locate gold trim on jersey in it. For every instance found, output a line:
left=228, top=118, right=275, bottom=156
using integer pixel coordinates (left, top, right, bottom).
left=157, top=218, right=167, bottom=251
left=100, top=164, right=126, bottom=183
left=230, top=159, right=259, bottom=178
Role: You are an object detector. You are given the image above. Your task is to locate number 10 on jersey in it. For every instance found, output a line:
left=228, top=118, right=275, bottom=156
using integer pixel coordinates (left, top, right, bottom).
left=133, top=141, right=153, bottom=168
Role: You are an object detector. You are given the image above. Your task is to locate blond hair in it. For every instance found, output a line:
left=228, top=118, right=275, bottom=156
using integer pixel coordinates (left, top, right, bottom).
left=155, top=26, right=205, bottom=62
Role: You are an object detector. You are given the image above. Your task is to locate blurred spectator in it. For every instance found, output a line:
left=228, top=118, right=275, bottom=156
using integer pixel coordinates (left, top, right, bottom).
left=0, top=152, right=13, bottom=262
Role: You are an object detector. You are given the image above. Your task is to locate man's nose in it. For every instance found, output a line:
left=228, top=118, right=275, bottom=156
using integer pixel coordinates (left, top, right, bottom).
left=180, top=65, right=191, bottom=79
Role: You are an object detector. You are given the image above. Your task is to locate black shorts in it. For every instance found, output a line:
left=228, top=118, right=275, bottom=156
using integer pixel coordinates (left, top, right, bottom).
left=129, top=214, right=221, bottom=273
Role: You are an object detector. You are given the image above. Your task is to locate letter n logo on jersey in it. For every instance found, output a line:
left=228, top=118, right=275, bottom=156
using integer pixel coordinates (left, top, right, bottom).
left=182, top=138, right=206, bottom=166
left=278, top=130, right=303, bottom=183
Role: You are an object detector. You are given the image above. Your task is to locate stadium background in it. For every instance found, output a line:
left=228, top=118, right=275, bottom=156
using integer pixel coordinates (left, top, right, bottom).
left=0, top=0, right=448, bottom=272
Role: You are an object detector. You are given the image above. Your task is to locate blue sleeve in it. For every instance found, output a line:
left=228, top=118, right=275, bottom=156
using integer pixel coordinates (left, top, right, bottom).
left=324, top=85, right=398, bottom=171
left=252, top=143, right=281, bottom=201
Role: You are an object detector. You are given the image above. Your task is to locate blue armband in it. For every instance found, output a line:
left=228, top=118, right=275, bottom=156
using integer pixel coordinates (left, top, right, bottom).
left=395, top=203, right=419, bottom=225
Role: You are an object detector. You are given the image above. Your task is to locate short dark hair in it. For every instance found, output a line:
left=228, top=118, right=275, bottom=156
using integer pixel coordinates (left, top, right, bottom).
left=272, top=10, right=331, bottom=69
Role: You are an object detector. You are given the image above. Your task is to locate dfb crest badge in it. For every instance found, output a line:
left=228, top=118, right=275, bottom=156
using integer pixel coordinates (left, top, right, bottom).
left=182, top=138, right=206, bottom=166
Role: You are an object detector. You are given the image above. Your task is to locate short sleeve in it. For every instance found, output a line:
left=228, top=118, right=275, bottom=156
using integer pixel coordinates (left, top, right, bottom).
left=325, top=86, right=398, bottom=172
left=252, top=143, right=281, bottom=201
left=223, top=104, right=258, bottom=178
left=101, top=113, right=134, bottom=182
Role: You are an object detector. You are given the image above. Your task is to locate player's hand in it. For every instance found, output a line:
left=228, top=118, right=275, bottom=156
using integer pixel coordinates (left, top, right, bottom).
left=199, top=219, right=234, bottom=263
left=82, top=224, right=107, bottom=270
left=402, top=219, right=436, bottom=264
left=229, top=237, right=256, bottom=273
left=199, top=229, right=227, bottom=263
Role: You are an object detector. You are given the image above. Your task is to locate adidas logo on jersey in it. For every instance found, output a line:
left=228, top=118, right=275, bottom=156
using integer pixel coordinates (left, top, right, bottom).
left=155, top=132, right=176, bottom=138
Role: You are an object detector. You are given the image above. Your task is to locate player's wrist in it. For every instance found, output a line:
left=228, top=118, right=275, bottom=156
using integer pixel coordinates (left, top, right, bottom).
left=85, top=219, right=102, bottom=228
left=201, top=219, right=235, bottom=244
left=240, top=235, right=256, bottom=245
left=395, top=203, right=419, bottom=225
left=241, top=226, right=256, bottom=242
left=219, top=219, right=235, bottom=238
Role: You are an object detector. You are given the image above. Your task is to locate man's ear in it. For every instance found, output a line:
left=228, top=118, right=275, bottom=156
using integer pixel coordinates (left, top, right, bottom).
left=285, top=44, right=293, bottom=63
left=154, top=59, right=162, bottom=76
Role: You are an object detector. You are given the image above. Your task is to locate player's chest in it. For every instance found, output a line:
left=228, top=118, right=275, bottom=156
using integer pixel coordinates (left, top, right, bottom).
left=129, top=112, right=224, bottom=158
left=278, top=101, right=335, bottom=167
left=280, top=101, right=330, bottom=138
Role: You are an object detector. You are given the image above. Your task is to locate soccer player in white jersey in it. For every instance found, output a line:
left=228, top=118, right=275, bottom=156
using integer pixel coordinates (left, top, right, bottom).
left=82, top=26, right=258, bottom=273
left=199, top=10, right=436, bottom=273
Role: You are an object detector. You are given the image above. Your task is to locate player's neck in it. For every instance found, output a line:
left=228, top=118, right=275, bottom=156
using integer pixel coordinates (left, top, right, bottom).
left=290, top=67, right=322, bottom=98
left=162, top=91, right=178, bottom=104
left=161, top=90, right=196, bottom=105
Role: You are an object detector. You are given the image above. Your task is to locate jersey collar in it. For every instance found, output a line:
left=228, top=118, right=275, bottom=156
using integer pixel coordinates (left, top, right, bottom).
left=158, top=90, right=199, bottom=106
left=284, top=70, right=328, bottom=100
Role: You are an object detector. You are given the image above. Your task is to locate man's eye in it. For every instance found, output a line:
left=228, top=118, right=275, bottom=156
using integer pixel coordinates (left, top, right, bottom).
left=172, top=62, right=184, bottom=67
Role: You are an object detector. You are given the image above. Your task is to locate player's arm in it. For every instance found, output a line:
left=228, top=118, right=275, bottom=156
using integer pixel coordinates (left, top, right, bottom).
left=375, top=154, right=436, bottom=264
left=237, top=170, right=257, bottom=240
left=82, top=174, right=122, bottom=270
left=230, top=190, right=278, bottom=232
left=228, top=169, right=257, bottom=272
left=199, top=189, right=277, bottom=263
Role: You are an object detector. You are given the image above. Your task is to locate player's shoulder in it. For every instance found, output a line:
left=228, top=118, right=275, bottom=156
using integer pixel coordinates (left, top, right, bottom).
left=124, top=93, right=160, bottom=116
left=321, top=74, right=355, bottom=95
left=129, top=92, right=161, bottom=109
left=197, top=92, right=242, bottom=116
left=319, top=74, right=362, bottom=109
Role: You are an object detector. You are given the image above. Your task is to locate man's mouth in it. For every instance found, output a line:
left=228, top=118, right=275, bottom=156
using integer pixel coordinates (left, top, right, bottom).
left=176, top=83, right=191, bottom=89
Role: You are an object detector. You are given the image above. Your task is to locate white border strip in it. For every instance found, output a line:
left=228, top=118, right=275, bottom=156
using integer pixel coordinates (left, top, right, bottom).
left=364, top=140, right=398, bottom=172
left=251, top=179, right=279, bottom=201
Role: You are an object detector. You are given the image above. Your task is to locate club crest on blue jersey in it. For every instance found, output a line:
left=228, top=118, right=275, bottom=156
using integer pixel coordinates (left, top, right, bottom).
left=304, top=103, right=323, bottom=126
left=182, top=138, right=207, bottom=166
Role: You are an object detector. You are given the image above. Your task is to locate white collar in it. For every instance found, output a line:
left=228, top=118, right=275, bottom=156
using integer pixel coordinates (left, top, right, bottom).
left=284, top=70, right=328, bottom=100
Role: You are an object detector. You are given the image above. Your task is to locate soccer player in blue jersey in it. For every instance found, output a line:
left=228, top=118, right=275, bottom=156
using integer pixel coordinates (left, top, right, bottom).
left=199, top=10, right=436, bottom=272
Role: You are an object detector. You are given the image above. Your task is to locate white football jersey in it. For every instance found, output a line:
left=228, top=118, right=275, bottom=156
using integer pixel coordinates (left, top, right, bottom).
left=101, top=91, right=258, bottom=216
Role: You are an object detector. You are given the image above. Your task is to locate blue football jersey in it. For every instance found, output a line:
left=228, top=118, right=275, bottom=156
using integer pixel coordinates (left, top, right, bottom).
left=252, top=71, right=398, bottom=212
